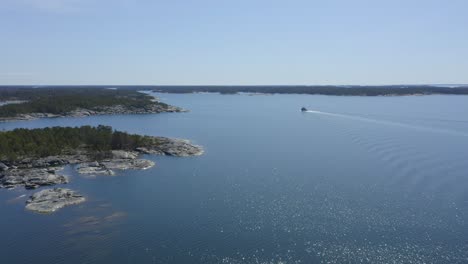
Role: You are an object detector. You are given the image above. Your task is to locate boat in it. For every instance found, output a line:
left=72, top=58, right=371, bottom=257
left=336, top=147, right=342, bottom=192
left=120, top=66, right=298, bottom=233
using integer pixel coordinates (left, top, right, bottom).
left=301, top=107, right=308, bottom=112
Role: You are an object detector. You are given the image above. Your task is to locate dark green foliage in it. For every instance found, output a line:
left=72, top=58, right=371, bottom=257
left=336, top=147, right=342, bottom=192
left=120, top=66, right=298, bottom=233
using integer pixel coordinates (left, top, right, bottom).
left=0, top=87, right=162, bottom=117
left=0, top=125, right=156, bottom=161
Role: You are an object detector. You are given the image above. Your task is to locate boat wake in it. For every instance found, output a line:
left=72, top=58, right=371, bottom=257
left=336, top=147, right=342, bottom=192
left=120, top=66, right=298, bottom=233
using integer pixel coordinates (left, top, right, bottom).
left=305, top=110, right=468, bottom=137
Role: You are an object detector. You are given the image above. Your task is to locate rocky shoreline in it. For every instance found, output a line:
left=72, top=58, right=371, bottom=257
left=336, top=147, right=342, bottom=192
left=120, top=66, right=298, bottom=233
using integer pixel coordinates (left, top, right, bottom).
left=0, top=103, right=186, bottom=122
left=77, top=158, right=155, bottom=176
left=0, top=167, right=68, bottom=190
left=0, top=137, right=203, bottom=213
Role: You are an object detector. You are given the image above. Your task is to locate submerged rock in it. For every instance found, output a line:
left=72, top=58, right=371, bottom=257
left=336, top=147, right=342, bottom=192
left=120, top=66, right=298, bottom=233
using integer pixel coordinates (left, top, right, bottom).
left=26, top=188, right=85, bottom=213
left=0, top=168, right=68, bottom=189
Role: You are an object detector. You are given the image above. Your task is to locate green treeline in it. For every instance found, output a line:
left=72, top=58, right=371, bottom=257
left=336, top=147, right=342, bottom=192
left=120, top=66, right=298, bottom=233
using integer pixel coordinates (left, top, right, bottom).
left=3, top=85, right=468, bottom=101
left=151, top=85, right=468, bottom=95
left=0, top=88, right=166, bottom=117
left=0, top=125, right=156, bottom=161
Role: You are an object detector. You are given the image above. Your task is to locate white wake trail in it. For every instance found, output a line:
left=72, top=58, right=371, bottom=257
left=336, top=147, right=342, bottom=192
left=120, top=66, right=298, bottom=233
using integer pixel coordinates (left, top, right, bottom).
left=305, top=110, right=468, bottom=137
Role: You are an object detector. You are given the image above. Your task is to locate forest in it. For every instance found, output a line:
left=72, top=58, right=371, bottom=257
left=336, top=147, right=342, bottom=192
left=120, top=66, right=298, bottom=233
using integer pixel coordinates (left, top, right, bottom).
left=0, top=87, right=162, bottom=117
left=2, top=85, right=468, bottom=100
left=150, top=85, right=468, bottom=95
left=0, top=125, right=157, bottom=161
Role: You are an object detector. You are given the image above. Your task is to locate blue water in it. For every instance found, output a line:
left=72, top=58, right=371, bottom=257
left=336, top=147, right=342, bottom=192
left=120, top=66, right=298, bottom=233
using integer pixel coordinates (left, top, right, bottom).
left=1, top=93, right=468, bottom=263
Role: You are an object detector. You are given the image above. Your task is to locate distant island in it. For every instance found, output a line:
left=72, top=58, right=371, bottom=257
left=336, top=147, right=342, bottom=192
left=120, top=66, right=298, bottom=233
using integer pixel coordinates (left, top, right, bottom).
left=150, top=85, right=468, bottom=96
left=1, top=86, right=467, bottom=119
left=0, top=87, right=183, bottom=121
left=0, top=125, right=203, bottom=213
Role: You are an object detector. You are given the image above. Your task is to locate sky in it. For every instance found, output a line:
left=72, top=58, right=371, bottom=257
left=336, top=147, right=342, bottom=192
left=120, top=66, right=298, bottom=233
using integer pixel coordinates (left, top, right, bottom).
left=1, top=0, right=467, bottom=85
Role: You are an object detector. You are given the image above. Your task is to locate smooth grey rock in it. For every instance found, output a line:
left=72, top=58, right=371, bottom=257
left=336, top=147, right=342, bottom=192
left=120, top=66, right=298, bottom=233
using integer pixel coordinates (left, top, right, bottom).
left=135, top=147, right=164, bottom=155
left=69, top=108, right=94, bottom=117
left=111, top=150, right=138, bottom=160
left=0, top=162, right=8, bottom=171
left=26, top=188, right=85, bottom=213
left=101, top=159, right=155, bottom=170
left=88, top=161, right=100, bottom=167
left=0, top=168, right=68, bottom=189
left=152, top=137, right=204, bottom=156
left=77, top=162, right=115, bottom=176
left=76, top=159, right=155, bottom=176
left=31, top=156, right=69, bottom=168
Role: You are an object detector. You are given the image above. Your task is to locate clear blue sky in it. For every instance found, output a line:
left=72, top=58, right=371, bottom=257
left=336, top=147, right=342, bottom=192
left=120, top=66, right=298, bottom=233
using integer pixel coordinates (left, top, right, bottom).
left=1, top=0, right=467, bottom=85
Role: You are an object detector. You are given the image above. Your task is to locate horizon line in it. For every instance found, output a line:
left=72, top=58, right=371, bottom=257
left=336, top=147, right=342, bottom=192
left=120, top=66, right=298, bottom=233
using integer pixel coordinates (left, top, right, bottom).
left=1, top=84, right=468, bottom=87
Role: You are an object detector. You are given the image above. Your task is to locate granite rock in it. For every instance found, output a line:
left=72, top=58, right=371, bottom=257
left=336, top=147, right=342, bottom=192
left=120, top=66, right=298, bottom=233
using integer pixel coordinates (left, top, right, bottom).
left=26, top=188, right=85, bottom=213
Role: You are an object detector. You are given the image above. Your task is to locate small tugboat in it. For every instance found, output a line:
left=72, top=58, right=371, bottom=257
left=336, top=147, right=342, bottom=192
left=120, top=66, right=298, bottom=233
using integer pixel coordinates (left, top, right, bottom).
left=301, top=107, right=308, bottom=112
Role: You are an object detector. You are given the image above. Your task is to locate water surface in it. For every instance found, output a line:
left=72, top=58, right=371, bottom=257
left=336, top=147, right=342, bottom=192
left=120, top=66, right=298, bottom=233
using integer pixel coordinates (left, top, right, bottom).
left=1, top=93, right=467, bottom=263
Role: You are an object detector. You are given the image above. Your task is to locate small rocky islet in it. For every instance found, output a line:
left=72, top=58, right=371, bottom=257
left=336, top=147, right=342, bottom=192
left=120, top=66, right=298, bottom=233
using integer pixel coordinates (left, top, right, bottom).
left=0, top=129, right=203, bottom=213
left=25, top=188, right=86, bottom=214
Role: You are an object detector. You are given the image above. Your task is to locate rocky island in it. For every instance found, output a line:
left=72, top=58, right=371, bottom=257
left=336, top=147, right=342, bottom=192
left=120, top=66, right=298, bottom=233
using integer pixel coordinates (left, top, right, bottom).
left=0, top=87, right=184, bottom=122
left=150, top=85, right=468, bottom=96
left=0, top=125, right=203, bottom=213
left=25, top=188, right=86, bottom=213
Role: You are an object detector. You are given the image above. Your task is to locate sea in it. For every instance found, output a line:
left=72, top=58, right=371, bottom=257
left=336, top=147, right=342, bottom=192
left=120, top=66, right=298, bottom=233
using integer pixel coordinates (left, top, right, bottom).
left=0, top=92, right=467, bottom=264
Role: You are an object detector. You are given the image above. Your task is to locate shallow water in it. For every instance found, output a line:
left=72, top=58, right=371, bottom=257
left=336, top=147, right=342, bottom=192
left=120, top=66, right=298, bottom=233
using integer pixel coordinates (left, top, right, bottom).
left=1, top=93, right=468, bottom=263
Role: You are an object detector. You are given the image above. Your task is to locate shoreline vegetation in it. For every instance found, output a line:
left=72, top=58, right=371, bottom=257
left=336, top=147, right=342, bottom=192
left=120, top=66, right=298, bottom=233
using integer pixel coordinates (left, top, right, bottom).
left=1, top=86, right=467, bottom=121
left=0, top=85, right=467, bottom=102
left=0, top=87, right=183, bottom=121
left=0, top=125, right=203, bottom=213
left=5, top=84, right=466, bottom=96
left=151, top=85, right=468, bottom=95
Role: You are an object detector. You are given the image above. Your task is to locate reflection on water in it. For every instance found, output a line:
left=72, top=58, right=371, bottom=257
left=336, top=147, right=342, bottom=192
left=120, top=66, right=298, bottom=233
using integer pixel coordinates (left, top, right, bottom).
left=0, top=93, right=468, bottom=263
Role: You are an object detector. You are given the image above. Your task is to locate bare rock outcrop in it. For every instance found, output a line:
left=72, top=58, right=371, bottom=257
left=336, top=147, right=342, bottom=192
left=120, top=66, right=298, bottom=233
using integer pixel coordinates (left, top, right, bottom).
left=77, top=151, right=155, bottom=176
left=0, top=162, right=8, bottom=171
left=26, top=188, right=85, bottom=213
left=150, top=137, right=204, bottom=157
left=0, top=167, right=68, bottom=189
